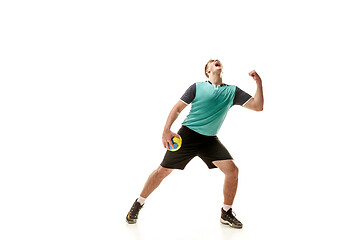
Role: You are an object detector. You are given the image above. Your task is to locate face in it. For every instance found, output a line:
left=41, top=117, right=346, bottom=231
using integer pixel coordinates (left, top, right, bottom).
left=207, top=59, right=223, bottom=75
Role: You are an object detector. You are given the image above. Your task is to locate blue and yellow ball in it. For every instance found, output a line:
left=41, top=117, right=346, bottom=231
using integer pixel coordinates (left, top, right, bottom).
left=168, top=136, right=182, bottom=151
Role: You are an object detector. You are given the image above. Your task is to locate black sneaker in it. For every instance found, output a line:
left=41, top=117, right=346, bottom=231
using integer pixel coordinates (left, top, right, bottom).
left=126, top=199, right=144, bottom=224
left=220, top=208, right=243, bottom=229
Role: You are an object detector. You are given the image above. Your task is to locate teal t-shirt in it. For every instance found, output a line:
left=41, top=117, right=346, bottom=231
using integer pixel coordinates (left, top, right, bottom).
left=180, top=81, right=251, bottom=136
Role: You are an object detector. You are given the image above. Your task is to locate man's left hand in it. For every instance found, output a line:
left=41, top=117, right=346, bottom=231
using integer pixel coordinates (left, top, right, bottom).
left=248, top=70, right=261, bottom=83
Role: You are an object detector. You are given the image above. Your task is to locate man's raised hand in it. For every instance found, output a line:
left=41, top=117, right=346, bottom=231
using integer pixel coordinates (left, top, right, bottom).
left=248, top=70, right=261, bottom=83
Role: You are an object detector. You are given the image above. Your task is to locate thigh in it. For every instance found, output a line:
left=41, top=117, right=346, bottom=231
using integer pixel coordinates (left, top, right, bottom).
left=212, top=160, right=237, bottom=174
left=161, top=149, right=197, bottom=170
left=198, top=137, right=233, bottom=169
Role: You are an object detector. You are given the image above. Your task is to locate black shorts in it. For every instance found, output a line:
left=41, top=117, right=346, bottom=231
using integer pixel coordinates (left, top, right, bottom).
left=160, top=125, right=233, bottom=170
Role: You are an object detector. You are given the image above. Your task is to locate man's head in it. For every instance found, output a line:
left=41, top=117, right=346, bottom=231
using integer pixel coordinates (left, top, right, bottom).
left=204, top=59, right=223, bottom=78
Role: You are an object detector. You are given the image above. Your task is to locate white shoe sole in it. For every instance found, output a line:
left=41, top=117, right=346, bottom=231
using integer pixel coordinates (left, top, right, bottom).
left=220, top=218, right=242, bottom=229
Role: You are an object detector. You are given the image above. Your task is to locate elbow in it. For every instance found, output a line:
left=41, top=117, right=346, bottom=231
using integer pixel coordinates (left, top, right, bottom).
left=174, top=107, right=184, bottom=116
left=175, top=106, right=183, bottom=114
left=255, top=105, right=263, bottom=112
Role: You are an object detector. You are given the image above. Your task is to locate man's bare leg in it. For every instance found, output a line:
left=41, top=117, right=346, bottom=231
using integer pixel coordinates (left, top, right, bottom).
left=213, top=160, right=242, bottom=228
left=213, top=160, right=238, bottom=205
left=126, top=165, right=173, bottom=224
left=140, top=165, right=173, bottom=198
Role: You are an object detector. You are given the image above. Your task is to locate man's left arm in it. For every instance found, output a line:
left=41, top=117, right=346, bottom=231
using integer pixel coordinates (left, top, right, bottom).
left=243, top=70, right=264, bottom=112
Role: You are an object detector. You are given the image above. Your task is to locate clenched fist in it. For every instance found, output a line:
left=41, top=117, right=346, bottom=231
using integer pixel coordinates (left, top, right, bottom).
left=248, top=70, right=261, bottom=83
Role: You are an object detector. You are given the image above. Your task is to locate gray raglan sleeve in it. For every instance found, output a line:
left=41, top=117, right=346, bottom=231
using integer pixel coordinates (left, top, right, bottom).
left=180, top=83, right=196, bottom=104
left=233, top=86, right=252, bottom=106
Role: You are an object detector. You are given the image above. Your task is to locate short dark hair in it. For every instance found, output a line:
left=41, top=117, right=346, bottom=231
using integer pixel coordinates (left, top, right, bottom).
left=204, top=59, right=215, bottom=78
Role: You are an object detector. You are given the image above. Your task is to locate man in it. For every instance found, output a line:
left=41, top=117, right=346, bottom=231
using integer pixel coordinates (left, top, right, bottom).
left=126, top=59, right=264, bottom=228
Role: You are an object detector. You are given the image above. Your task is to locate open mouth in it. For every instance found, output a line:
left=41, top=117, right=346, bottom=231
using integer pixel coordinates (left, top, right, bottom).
left=215, top=62, right=221, bottom=67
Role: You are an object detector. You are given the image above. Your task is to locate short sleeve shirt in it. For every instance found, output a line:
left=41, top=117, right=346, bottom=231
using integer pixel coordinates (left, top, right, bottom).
left=180, top=81, right=252, bottom=136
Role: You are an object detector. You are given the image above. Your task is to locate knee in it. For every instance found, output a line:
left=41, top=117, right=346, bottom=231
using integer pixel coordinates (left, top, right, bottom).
left=227, top=165, right=238, bottom=177
left=155, top=166, right=172, bottom=179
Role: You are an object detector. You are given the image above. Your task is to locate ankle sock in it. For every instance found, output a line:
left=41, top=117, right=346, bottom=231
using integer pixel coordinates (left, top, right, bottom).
left=223, top=204, right=232, bottom=212
left=137, top=196, right=146, bottom=205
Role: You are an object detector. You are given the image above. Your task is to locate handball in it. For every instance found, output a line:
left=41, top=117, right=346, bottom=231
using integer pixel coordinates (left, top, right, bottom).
left=168, top=136, right=182, bottom=151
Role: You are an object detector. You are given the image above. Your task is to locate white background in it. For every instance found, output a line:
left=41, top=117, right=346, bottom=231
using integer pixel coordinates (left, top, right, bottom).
left=1, top=0, right=359, bottom=239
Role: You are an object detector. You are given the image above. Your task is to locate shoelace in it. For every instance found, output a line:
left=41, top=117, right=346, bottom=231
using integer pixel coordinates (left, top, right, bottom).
left=227, top=211, right=241, bottom=224
left=228, top=211, right=236, bottom=219
left=129, top=203, right=142, bottom=218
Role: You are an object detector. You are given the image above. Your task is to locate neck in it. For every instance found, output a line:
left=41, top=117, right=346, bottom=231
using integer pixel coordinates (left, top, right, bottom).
left=209, top=73, right=223, bottom=86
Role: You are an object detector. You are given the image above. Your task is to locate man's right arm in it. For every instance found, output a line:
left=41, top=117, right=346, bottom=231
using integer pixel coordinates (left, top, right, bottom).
left=162, top=100, right=188, bottom=150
